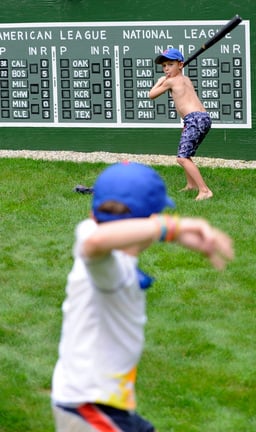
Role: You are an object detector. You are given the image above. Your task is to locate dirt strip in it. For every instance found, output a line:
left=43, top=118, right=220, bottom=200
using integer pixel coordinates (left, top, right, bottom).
left=0, top=150, right=255, bottom=169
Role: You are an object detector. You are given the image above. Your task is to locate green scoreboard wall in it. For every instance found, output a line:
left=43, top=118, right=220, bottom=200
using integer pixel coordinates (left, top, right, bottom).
left=0, top=0, right=255, bottom=160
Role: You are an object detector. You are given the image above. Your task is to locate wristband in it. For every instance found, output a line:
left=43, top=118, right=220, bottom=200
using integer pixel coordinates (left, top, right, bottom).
left=151, top=214, right=180, bottom=242
left=165, top=215, right=180, bottom=241
left=153, top=215, right=168, bottom=241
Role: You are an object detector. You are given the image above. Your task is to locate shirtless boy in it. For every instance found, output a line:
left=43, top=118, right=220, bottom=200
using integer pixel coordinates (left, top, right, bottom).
left=149, top=48, right=213, bottom=201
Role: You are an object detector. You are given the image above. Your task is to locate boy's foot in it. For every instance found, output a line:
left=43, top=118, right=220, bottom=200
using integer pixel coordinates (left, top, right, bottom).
left=179, top=186, right=198, bottom=192
left=195, top=190, right=213, bottom=201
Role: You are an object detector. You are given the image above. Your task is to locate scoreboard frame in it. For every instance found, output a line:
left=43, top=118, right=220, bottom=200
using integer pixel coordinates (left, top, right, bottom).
left=0, top=20, right=251, bottom=128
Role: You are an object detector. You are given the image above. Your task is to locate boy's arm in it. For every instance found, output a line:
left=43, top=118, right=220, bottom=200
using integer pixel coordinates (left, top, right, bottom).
left=82, top=216, right=234, bottom=271
left=149, top=76, right=171, bottom=99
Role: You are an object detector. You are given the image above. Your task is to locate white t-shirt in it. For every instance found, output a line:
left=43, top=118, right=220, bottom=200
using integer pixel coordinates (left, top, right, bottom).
left=51, top=219, right=147, bottom=410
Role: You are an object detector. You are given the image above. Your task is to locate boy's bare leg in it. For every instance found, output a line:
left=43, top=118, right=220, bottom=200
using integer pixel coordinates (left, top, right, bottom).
left=179, top=171, right=198, bottom=191
left=177, top=157, right=213, bottom=200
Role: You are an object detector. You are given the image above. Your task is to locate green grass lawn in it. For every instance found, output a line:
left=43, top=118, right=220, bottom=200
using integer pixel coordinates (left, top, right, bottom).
left=0, top=158, right=255, bottom=432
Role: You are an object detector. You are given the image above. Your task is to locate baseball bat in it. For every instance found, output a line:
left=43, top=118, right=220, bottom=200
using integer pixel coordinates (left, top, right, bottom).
left=183, top=15, right=242, bottom=67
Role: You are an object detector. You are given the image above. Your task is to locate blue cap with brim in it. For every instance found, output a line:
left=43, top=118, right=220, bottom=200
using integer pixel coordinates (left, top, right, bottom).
left=155, top=48, right=184, bottom=64
left=92, top=162, right=175, bottom=222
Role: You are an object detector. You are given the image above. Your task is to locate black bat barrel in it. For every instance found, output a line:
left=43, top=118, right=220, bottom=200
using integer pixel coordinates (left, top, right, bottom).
left=183, top=15, right=242, bottom=67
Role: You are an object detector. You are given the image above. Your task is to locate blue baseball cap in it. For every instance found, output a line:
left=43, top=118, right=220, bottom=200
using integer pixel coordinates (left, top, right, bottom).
left=155, top=48, right=184, bottom=64
left=92, top=162, right=175, bottom=222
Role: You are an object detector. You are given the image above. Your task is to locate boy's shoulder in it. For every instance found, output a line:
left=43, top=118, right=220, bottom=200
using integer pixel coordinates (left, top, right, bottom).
left=167, top=73, right=186, bottom=86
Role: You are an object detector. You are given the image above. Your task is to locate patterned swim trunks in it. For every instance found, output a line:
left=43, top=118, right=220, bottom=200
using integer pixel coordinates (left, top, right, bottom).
left=178, top=111, right=212, bottom=158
